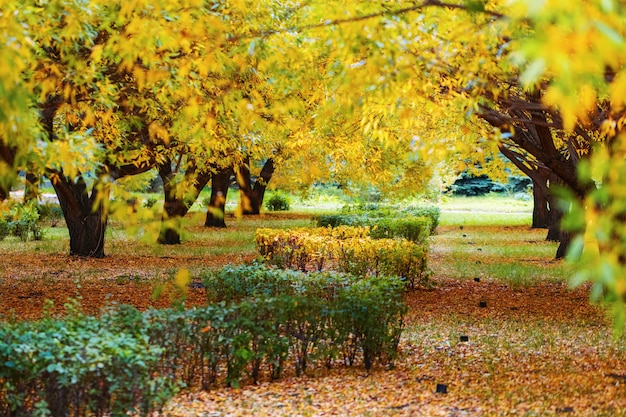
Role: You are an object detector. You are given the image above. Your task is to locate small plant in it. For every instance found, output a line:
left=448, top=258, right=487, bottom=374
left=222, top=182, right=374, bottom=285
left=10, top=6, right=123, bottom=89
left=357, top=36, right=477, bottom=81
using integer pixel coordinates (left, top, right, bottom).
left=7, top=201, right=44, bottom=241
left=0, top=217, right=10, bottom=240
left=143, top=196, right=158, bottom=208
left=0, top=307, right=178, bottom=416
left=265, top=192, right=290, bottom=211
left=37, top=202, right=63, bottom=227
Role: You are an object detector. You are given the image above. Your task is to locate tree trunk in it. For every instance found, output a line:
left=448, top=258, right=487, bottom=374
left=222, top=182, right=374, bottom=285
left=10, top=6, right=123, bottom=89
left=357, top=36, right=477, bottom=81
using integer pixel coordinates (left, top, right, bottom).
left=0, top=142, right=16, bottom=202
left=23, top=172, right=40, bottom=203
left=52, top=175, right=109, bottom=258
left=235, top=157, right=274, bottom=216
left=531, top=178, right=550, bottom=229
left=157, top=160, right=211, bottom=244
left=555, top=231, right=574, bottom=259
left=205, top=166, right=232, bottom=228
left=159, top=199, right=188, bottom=245
left=545, top=172, right=566, bottom=242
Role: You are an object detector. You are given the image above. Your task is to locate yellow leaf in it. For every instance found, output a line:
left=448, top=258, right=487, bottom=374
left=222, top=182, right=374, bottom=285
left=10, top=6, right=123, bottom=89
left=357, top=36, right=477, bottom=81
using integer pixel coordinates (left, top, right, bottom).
left=174, top=268, right=191, bottom=291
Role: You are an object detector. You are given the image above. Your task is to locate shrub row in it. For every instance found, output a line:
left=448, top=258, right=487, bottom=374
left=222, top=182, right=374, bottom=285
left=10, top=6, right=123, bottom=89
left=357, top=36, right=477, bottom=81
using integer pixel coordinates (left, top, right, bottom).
left=0, top=266, right=407, bottom=415
left=316, top=214, right=434, bottom=242
left=199, top=264, right=407, bottom=375
left=0, top=306, right=176, bottom=417
left=255, top=227, right=431, bottom=288
left=332, top=203, right=440, bottom=235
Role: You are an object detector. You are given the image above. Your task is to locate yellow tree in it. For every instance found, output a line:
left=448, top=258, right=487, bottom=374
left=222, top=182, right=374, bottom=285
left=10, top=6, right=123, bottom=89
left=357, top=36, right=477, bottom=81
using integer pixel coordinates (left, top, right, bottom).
left=274, top=0, right=597, bottom=257
left=511, top=0, right=626, bottom=330
left=8, top=0, right=246, bottom=256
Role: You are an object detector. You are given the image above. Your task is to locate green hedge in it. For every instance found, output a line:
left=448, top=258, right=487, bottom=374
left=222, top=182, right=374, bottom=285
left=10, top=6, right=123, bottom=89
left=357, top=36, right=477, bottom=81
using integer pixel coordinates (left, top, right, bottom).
left=369, top=217, right=432, bottom=243
left=324, top=203, right=440, bottom=236
left=316, top=214, right=434, bottom=242
left=0, top=265, right=407, bottom=412
left=0, top=308, right=177, bottom=417
left=199, top=264, right=407, bottom=376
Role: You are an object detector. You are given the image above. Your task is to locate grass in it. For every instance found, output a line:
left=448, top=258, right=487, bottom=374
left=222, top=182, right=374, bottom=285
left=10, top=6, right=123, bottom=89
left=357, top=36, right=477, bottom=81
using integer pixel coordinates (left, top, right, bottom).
left=438, top=194, right=533, bottom=227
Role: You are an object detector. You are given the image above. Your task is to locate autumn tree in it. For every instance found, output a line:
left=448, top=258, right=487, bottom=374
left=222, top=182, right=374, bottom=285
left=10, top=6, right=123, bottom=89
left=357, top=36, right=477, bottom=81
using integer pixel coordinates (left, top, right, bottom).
left=510, top=0, right=626, bottom=329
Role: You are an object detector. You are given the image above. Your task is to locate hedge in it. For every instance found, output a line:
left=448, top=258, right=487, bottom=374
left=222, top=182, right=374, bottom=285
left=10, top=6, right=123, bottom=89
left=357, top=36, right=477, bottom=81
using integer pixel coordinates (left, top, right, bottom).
left=0, top=266, right=407, bottom=413
left=255, top=227, right=431, bottom=288
left=0, top=307, right=176, bottom=417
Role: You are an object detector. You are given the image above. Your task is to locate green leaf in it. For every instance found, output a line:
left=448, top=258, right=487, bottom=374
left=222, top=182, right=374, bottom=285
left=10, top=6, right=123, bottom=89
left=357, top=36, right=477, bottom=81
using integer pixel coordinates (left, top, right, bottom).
left=520, top=59, right=546, bottom=86
left=593, top=21, right=623, bottom=45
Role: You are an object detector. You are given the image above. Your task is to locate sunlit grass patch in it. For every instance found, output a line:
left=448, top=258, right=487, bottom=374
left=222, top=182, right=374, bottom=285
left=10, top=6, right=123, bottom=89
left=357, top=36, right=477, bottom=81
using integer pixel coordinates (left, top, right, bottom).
left=438, top=194, right=532, bottom=227
left=430, top=224, right=572, bottom=287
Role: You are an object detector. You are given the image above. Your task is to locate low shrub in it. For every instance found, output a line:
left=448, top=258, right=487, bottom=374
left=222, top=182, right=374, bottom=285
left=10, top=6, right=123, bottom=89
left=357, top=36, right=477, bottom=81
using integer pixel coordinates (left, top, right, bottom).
left=143, top=197, right=158, bottom=208
left=0, top=264, right=407, bottom=401
left=4, top=201, right=44, bottom=241
left=0, top=218, right=9, bottom=240
left=401, top=205, right=440, bottom=234
left=331, top=204, right=441, bottom=235
left=0, top=308, right=177, bottom=417
left=256, top=228, right=431, bottom=288
left=317, top=214, right=433, bottom=242
left=37, top=202, right=64, bottom=227
left=199, top=264, right=406, bottom=374
left=369, top=217, right=432, bottom=244
left=265, top=193, right=290, bottom=211
left=334, top=276, right=407, bottom=369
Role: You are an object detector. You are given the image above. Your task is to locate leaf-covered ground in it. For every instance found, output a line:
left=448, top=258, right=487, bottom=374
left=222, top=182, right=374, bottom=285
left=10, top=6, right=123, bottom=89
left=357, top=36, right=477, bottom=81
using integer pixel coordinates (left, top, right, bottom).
left=0, top=221, right=624, bottom=416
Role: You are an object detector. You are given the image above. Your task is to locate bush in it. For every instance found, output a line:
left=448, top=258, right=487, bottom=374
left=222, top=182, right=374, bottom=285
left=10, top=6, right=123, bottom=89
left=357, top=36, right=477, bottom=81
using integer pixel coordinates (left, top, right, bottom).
left=143, top=196, right=158, bottom=208
left=334, top=276, right=407, bottom=369
left=255, top=228, right=431, bottom=288
left=0, top=265, right=407, bottom=400
left=255, top=227, right=370, bottom=271
left=401, top=205, right=440, bottom=234
left=0, top=218, right=9, bottom=241
left=318, top=205, right=440, bottom=236
left=0, top=309, right=178, bottom=417
left=265, top=193, right=290, bottom=211
left=5, top=201, right=44, bottom=241
left=37, top=202, right=63, bottom=227
left=199, top=263, right=406, bottom=374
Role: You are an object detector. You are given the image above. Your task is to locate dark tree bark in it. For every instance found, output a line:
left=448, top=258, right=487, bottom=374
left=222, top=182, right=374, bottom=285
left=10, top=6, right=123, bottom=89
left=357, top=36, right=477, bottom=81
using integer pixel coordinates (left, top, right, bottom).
left=481, top=90, right=596, bottom=258
left=235, top=157, right=275, bottom=215
left=531, top=178, right=550, bottom=229
left=23, top=171, right=40, bottom=203
left=41, top=96, right=156, bottom=257
left=158, top=159, right=211, bottom=244
left=205, top=166, right=232, bottom=228
left=497, top=143, right=552, bottom=230
left=52, top=174, right=109, bottom=258
left=0, top=143, right=17, bottom=202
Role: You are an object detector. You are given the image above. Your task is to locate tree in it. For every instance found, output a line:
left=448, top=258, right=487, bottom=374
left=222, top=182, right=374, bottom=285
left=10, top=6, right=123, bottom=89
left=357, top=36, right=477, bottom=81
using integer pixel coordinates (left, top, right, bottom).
left=205, top=165, right=233, bottom=228
left=7, top=0, right=282, bottom=255
left=510, top=0, right=626, bottom=330
left=235, top=157, right=275, bottom=216
left=279, top=1, right=595, bottom=257
left=157, top=157, right=212, bottom=245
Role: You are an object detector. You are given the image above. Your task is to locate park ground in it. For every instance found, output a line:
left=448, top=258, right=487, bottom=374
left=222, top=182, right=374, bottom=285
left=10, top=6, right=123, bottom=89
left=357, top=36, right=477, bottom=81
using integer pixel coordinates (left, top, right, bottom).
left=0, top=195, right=624, bottom=416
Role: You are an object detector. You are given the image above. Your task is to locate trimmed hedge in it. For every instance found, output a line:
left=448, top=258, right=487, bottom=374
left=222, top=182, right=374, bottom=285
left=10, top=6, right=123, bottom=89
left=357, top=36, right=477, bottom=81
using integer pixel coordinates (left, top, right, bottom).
left=0, top=266, right=407, bottom=412
left=200, top=264, right=407, bottom=376
left=255, top=227, right=431, bottom=288
left=323, top=203, right=440, bottom=236
left=316, top=215, right=433, bottom=243
left=0, top=308, right=177, bottom=417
